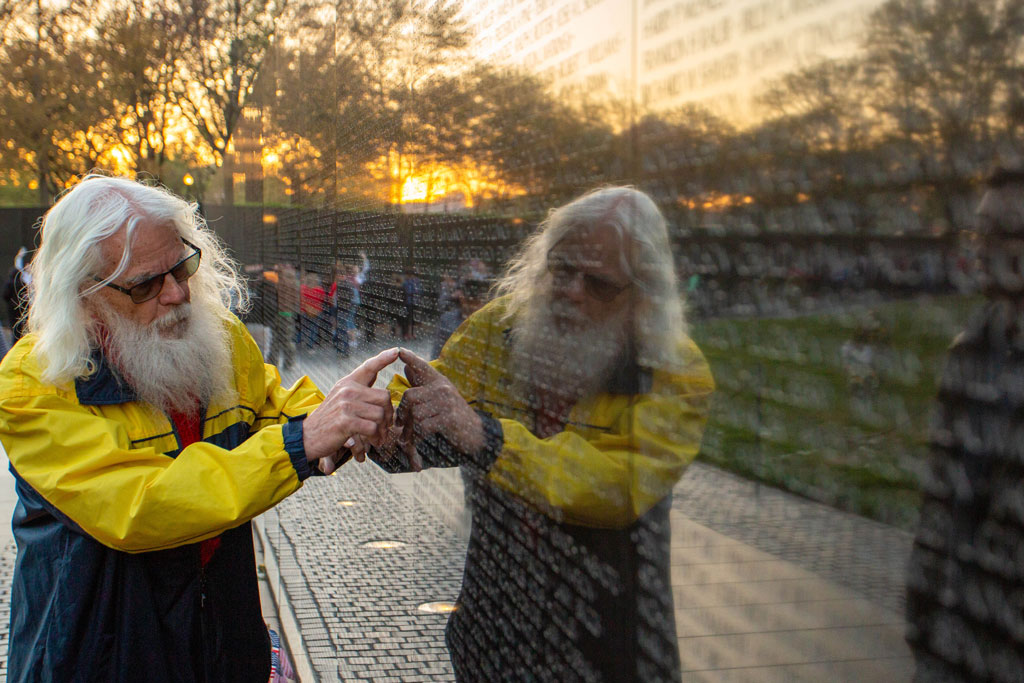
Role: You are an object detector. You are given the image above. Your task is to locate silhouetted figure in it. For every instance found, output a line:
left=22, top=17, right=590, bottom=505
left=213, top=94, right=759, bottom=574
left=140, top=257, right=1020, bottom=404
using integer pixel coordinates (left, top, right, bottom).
left=905, top=164, right=1024, bottom=682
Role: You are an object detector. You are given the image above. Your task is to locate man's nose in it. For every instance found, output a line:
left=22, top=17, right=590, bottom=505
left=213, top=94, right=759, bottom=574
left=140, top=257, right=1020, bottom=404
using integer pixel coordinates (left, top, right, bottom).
left=158, top=273, right=189, bottom=305
left=560, top=271, right=587, bottom=304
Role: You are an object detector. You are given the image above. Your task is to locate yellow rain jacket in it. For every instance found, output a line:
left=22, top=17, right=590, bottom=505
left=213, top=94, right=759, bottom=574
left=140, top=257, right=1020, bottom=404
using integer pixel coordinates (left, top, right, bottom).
left=385, top=295, right=714, bottom=682
left=0, top=315, right=322, bottom=682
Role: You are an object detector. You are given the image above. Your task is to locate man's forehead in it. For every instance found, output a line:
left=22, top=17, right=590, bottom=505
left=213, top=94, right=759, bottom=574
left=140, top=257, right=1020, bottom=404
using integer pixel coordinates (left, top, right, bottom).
left=550, top=224, right=624, bottom=264
left=100, top=221, right=182, bottom=269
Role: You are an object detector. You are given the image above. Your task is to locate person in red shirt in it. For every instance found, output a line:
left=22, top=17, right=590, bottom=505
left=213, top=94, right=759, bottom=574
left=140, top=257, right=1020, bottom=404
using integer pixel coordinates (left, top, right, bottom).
left=299, top=270, right=327, bottom=348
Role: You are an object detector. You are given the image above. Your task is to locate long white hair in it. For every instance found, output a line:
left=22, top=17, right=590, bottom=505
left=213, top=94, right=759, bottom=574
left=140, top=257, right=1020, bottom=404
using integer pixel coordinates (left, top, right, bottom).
left=494, top=186, right=687, bottom=370
left=27, top=173, right=248, bottom=385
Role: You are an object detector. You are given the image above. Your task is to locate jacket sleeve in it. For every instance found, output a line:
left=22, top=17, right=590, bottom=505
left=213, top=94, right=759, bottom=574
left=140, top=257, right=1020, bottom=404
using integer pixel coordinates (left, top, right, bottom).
left=255, top=360, right=324, bottom=426
left=487, top=351, right=713, bottom=529
left=0, top=330, right=325, bottom=554
left=388, top=303, right=715, bottom=529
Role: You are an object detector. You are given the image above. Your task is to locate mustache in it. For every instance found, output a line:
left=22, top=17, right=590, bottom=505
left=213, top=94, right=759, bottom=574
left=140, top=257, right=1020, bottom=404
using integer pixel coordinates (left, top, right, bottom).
left=153, top=304, right=192, bottom=329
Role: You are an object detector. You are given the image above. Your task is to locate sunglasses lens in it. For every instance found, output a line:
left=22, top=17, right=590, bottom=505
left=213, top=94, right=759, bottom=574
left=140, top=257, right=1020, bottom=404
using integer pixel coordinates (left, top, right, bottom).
left=174, top=251, right=201, bottom=281
left=130, top=277, right=162, bottom=304
left=127, top=250, right=200, bottom=303
left=581, top=276, right=613, bottom=301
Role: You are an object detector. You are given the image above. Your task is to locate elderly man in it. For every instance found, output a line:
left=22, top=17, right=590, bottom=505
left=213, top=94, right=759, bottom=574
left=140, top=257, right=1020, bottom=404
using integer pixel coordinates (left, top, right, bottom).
left=905, top=164, right=1024, bottom=682
left=0, top=175, right=396, bottom=681
left=375, top=187, right=714, bottom=682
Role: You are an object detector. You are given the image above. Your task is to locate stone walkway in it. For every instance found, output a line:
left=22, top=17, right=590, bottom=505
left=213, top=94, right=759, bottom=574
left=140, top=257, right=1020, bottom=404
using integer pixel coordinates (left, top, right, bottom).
left=260, top=338, right=916, bottom=681
left=0, top=334, right=917, bottom=681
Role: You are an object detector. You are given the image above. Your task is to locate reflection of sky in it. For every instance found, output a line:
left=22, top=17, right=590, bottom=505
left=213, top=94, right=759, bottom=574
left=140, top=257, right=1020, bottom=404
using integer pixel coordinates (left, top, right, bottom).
left=464, top=0, right=885, bottom=123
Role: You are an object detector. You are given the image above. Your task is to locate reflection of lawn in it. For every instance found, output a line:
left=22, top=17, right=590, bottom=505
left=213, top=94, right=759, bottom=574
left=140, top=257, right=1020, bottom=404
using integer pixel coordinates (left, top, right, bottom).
left=688, top=295, right=982, bottom=530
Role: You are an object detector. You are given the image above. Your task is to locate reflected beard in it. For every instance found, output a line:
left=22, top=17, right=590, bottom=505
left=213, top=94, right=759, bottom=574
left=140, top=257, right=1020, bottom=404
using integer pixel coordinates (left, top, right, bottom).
left=510, top=293, right=629, bottom=410
left=98, top=301, right=235, bottom=415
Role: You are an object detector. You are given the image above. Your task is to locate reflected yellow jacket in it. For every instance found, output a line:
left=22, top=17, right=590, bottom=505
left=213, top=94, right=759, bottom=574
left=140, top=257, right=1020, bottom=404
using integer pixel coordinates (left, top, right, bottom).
left=0, top=314, right=322, bottom=553
left=389, top=296, right=715, bottom=529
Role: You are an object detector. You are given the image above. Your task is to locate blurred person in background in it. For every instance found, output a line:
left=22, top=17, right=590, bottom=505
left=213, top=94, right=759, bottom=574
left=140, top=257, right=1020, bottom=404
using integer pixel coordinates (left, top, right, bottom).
left=3, top=247, right=32, bottom=344
left=0, top=174, right=397, bottom=681
left=330, top=260, right=356, bottom=357
left=298, top=270, right=327, bottom=349
left=437, top=268, right=458, bottom=316
left=272, top=262, right=301, bottom=370
left=330, top=251, right=370, bottom=356
left=431, top=260, right=492, bottom=359
left=905, top=163, right=1024, bottom=682
left=374, top=187, right=714, bottom=682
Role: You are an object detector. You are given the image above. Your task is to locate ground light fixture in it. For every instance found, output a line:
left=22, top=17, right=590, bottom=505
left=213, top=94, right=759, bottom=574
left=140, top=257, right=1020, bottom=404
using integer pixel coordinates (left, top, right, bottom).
left=360, top=539, right=407, bottom=549
left=417, top=602, right=458, bottom=614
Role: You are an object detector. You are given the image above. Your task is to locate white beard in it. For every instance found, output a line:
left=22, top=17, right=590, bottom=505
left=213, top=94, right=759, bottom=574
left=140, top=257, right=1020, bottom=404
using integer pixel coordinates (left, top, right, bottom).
left=509, top=293, right=630, bottom=410
left=97, top=300, right=235, bottom=415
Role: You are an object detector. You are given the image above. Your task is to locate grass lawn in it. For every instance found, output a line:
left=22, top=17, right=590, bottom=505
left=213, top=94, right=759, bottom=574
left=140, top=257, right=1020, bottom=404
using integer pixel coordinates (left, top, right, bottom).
left=688, top=294, right=982, bottom=530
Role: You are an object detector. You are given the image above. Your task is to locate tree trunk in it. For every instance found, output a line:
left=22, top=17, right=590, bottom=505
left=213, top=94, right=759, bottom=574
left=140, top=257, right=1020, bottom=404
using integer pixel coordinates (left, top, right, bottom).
left=222, top=154, right=235, bottom=205
left=36, top=148, right=51, bottom=206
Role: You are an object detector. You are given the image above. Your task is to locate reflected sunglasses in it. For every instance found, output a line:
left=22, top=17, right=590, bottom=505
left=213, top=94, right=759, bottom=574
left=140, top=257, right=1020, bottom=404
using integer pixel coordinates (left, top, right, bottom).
left=95, top=239, right=202, bottom=304
left=546, top=259, right=632, bottom=302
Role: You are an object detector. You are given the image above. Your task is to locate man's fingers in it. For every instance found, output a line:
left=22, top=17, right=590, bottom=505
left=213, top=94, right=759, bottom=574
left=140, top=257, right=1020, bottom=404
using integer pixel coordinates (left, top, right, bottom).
left=349, top=436, right=368, bottom=463
left=399, top=348, right=444, bottom=387
left=346, top=347, right=400, bottom=387
left=347, top=416, right=382, bottom=438
left=343, top=399, right=388, bottom=425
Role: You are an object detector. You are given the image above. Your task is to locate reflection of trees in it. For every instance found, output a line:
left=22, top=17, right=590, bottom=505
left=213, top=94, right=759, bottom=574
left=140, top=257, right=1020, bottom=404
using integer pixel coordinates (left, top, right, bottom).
left=626, top=105, right=736, bottom=232
left=738, top=0, right=1023, bottom=234
left=861, top=0, right=1024, bottom=221
left=757, top=59, right=872, bottom=154
left=253, top=0, right=1024, bottom=219
left=0, top=0, right=1020, bottom=216
left=342, top=0, right=469, bottom=206
left=452, top=66, right=615, bottom=205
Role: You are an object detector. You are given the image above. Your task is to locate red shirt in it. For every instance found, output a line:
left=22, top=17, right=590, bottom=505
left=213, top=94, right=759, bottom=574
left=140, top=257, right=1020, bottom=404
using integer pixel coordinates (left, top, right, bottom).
left=169, top=406, right=221, bottom=566
left=300, top=285, right=327, bottom=316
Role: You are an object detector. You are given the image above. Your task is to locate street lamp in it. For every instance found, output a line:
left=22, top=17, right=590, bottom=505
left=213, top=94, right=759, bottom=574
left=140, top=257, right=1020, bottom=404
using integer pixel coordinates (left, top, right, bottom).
left=183, top=173, right=195, bottom=187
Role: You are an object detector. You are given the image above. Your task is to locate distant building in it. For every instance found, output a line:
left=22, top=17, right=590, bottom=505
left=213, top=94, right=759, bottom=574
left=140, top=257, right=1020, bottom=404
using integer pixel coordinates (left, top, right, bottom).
left=463, top=0, right=886, bottom=122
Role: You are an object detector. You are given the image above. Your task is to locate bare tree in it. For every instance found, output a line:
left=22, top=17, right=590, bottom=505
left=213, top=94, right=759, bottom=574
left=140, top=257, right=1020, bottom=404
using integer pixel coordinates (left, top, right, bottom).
left=863, top=0, right=1024, bottom=181
left=178, top=0, right=291, bottom=204
left=93, top=0, right=194, bottom=181
left=0, top=0, right=105, bottom=204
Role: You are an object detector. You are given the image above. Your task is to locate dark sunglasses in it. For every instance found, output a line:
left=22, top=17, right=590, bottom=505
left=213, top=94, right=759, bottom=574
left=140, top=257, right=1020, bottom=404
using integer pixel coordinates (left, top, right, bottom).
left=95, top=239, right=202, bottom=304
left=546, top=260, right=631, bottom=302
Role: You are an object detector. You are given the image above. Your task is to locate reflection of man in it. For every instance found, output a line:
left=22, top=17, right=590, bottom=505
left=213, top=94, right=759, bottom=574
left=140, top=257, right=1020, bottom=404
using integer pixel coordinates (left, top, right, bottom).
left=376, top=187, right=714, bottom=681
left=0, top=175, right=396, bottom=680
left=905, top=165, right=1024, bottom=681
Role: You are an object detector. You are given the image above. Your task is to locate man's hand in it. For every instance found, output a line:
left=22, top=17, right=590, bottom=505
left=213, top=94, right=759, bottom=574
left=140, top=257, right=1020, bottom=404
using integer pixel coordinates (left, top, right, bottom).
left=302, top=348, right=399, bottom=470
left=395, top=348, right=485, bottom=459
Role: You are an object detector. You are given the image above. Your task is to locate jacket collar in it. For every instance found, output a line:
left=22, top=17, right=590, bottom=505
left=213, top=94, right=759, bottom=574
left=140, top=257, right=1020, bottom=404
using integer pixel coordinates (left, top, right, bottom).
left=75, top=350, right=139, bottom=406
